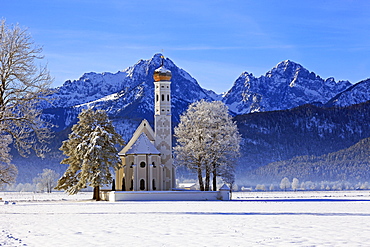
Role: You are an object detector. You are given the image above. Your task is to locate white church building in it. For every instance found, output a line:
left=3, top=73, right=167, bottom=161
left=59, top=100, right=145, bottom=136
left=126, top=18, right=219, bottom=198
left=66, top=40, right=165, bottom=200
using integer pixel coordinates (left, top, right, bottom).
left=115, top=60, right=176, bottom=191
left=102, top=56, right=230, bottom=201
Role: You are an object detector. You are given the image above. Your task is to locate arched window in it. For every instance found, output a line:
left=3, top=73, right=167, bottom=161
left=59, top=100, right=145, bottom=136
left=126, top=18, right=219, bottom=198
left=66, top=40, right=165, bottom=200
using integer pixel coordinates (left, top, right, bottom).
left=122, top=177, right=126, bottom=191
left=167, top=94, right=169, bottom=101
left=140, top=161, right=146, bottom=168
left=162, top=94, right=164, bottom=101
left=156, top=94, right=159, bottom=102
left=152, top=179, right=156, bottom=190
left=140, top=179, right=145, bottom=190
left=152, top=162, right=156, bottom=168
left=130, top=162, right=134, bottom=168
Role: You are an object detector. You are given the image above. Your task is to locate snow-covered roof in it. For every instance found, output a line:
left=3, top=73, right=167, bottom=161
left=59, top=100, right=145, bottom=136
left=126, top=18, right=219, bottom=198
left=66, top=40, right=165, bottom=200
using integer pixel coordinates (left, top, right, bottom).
left=219, top=184, right=230, bottom=191
left=123, top=132, right=160, bottom=155
left=155, top=66, right=171, bottom=74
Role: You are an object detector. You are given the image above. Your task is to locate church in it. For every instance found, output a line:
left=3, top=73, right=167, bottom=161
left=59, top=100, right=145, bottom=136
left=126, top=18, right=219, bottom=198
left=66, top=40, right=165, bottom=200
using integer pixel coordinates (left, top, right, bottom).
left=115, top=58, right=175, bottom=191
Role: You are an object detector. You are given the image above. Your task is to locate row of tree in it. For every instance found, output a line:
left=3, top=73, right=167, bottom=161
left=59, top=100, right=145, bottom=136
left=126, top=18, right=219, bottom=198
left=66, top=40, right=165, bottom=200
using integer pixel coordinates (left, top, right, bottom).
left=252, top=178, right=370, bottom=191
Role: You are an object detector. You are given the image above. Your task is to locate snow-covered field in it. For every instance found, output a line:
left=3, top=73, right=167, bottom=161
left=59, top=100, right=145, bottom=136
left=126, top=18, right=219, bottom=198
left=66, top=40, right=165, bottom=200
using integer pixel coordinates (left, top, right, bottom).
left=1, top=191, right=370, bottom=246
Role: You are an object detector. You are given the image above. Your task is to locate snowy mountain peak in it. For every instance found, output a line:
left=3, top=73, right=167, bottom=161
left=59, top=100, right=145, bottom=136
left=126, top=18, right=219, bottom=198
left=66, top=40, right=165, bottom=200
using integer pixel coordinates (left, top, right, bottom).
left=326, top=78, right=370, bottom=107
left=223, top=60, right=352, bottom=115
left=42, top=54, right=214, bottom=131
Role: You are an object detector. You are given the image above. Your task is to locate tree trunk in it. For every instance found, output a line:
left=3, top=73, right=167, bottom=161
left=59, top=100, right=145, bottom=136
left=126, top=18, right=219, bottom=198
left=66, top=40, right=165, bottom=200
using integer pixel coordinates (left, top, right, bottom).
left=112, top=179, right=116, bottom=191
left=93, top=187, right=96, bottom=200
left=93, top=186, right=100, bottom=201
left=213, top=167, right=217, bottom=191
left=205, top=168, right=210, bottom=191
left=197, top=166, right=204, bottom=191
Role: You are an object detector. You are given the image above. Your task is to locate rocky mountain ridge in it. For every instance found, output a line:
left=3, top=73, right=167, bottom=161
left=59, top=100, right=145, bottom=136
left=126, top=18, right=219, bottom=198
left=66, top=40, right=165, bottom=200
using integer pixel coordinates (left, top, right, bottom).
left=223, top=60, right=352, bottom=114
left=42, top=54, right=370, bottom=134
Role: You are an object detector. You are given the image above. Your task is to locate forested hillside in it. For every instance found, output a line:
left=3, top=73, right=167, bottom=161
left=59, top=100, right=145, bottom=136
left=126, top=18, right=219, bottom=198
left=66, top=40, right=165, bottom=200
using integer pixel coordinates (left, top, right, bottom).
left=235, top=100, right=370, bottom=182
left=254, top=136, right=370, bottom=182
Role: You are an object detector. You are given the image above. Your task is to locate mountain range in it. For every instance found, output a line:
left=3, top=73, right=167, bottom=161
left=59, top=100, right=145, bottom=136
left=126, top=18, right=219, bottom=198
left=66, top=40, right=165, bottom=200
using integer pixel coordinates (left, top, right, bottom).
left=13, top=54, right=370, bottom=184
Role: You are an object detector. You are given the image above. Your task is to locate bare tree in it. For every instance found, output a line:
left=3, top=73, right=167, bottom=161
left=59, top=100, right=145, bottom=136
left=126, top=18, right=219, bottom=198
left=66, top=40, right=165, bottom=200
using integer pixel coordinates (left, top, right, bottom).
left=34, top=168, right=59, bottom=193
left=0, top=19, right=53, bottom=160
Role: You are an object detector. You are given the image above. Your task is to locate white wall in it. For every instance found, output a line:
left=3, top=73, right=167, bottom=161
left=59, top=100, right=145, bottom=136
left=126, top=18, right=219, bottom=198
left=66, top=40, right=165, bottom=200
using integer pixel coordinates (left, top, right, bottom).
left=101, top=189, right=230, bottom=201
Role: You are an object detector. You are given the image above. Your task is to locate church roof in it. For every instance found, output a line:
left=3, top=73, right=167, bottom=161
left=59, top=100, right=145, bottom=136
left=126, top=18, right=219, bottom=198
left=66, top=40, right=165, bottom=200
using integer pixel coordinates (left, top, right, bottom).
left=122, top=132, right=160, bottom=155
left=118, top=119, right=156, bottom=156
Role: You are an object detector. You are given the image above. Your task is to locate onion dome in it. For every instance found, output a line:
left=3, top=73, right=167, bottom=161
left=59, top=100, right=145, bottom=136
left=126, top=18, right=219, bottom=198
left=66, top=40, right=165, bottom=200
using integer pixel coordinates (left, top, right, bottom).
left=153, top=66, right=172, bottom=81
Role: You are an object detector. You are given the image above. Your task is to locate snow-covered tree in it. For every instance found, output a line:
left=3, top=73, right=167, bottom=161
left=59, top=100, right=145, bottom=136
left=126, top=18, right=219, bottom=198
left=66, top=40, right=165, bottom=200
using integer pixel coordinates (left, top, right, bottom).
left=0, top=133, right=17, bottom=187
left=0, top=19, right=53, bottom=159
left=174, top=100, right=241, bottom=191
left=269, top=184, right=275, bottom=191
left=291, top=178, right=299, bottom=191
left=55, top=108, right=124, bottom=200
left=33, top=168, right=59, bottom=193
left=255, top=184, right=266, bottom=191
left=280, top=177, right=290, bottom=191
left=220, top=162, right=236, bottom=192
left=360, top=182, right=369, bottom=190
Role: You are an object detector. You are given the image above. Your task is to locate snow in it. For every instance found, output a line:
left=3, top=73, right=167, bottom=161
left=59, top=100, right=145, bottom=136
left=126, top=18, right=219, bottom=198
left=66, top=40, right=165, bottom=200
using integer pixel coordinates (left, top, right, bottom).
left=1, top=191, right=370, bottom=246
left=124, top=133, right=160, bottom=155
left=155, top=66, right=171, bottom=74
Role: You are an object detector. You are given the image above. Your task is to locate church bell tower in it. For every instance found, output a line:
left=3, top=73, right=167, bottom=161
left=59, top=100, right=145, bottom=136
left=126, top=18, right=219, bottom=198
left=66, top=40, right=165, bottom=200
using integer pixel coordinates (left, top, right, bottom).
left=153, top=56, right=174, bottom=190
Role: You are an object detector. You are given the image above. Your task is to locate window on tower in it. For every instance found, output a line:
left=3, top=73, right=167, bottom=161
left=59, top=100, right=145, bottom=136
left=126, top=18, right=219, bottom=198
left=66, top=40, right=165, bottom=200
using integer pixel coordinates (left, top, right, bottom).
left=167, top=94, right=169, bottom=101
left=140, top=179, right=145, bottom=190
left=162, top=94, right=164, bottom=101
left=152, top=179, right=156, bottom=190
left=156, top=94, right=159, bottom=102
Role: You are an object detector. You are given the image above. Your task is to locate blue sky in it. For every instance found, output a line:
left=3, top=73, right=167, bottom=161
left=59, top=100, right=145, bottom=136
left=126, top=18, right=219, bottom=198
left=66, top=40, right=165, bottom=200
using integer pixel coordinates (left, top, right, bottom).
left=2, top=0, right=370, bottom=93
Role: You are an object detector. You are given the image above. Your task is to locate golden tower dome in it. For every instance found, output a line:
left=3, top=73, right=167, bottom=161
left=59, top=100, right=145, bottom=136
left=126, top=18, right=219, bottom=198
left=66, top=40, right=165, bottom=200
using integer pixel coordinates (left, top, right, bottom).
left=153, top=56, right=172, bottom=81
